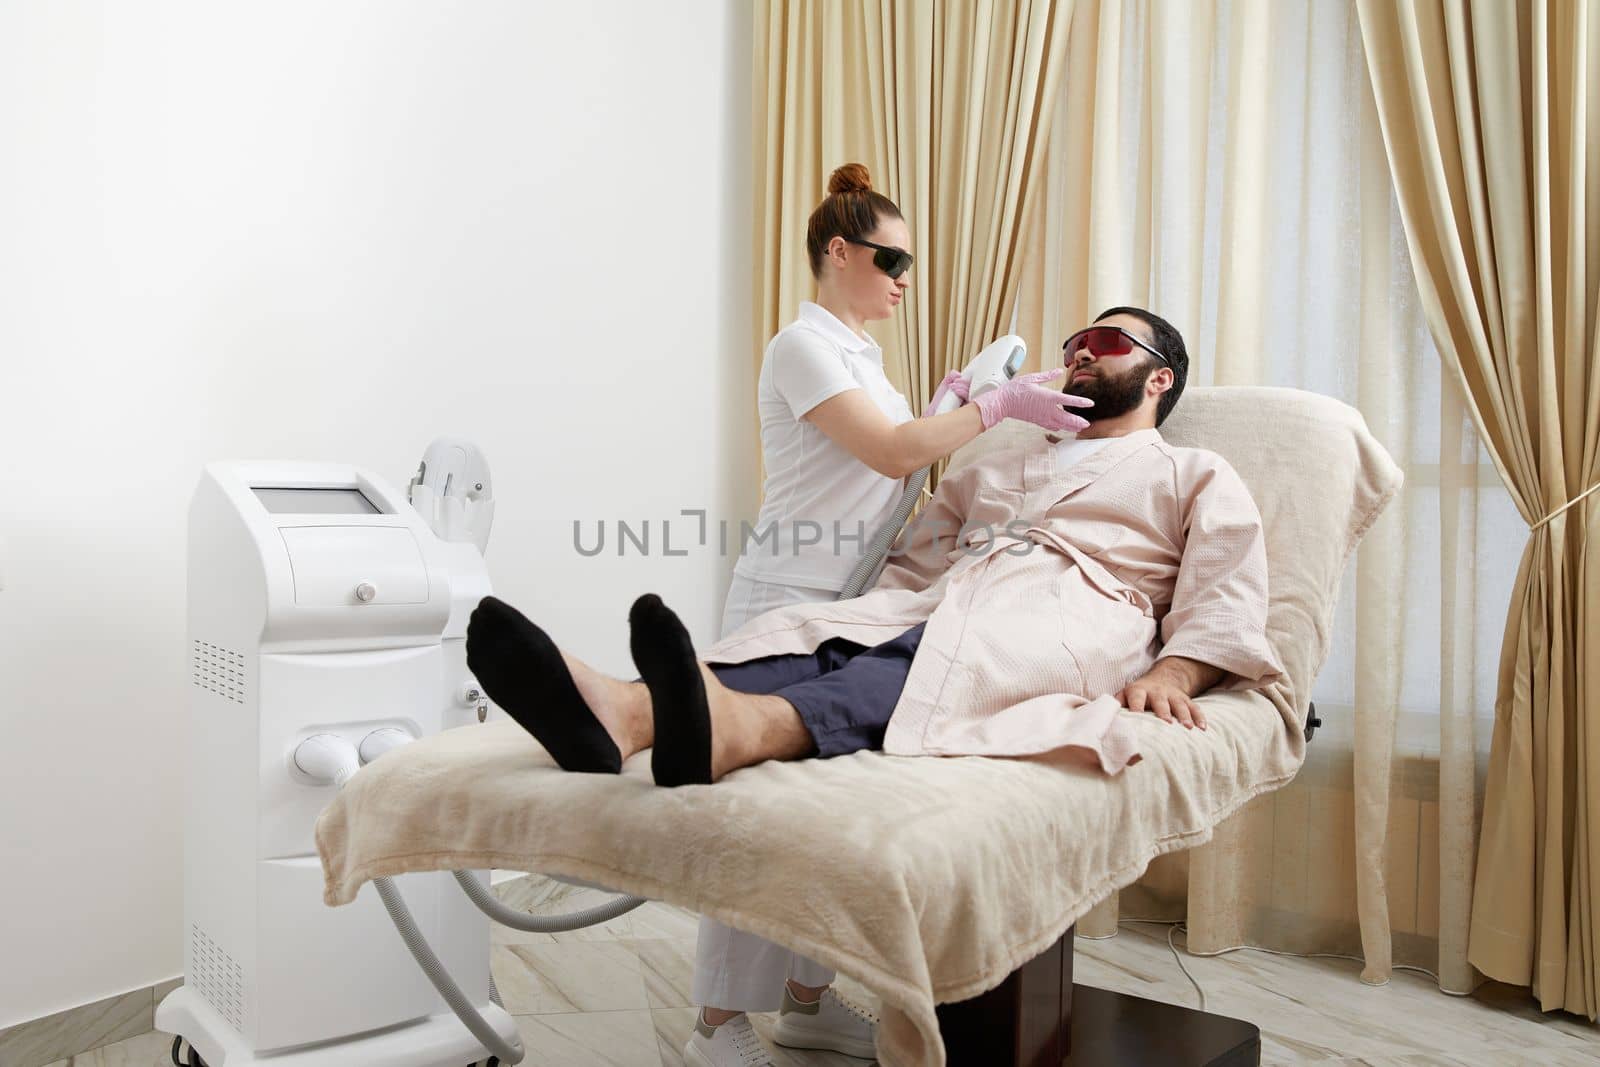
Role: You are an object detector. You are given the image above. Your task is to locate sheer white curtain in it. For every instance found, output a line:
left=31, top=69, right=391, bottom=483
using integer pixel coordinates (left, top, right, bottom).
left=1014, top=0, right=1525, bottom=991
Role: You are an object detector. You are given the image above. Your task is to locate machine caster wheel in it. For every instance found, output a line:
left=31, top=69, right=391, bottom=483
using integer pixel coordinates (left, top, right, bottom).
left=170, top=1036, right=210, bottom=1067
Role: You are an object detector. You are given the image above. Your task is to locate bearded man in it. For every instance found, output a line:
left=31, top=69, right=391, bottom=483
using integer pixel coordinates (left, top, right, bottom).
left=467, top=306, right=1282, bottom=783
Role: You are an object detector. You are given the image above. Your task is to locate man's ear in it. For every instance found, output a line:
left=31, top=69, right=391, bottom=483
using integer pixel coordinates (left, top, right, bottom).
left=1149, top=366, right=1175, bottom=395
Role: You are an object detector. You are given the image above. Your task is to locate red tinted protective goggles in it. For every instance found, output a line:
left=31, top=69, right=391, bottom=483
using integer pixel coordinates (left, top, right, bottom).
left=1061, top=325, right=1169, bottom=365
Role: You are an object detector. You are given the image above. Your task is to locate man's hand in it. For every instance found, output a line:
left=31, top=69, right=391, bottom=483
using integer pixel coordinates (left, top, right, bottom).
left=1117, top=656, right=1225, bottom=730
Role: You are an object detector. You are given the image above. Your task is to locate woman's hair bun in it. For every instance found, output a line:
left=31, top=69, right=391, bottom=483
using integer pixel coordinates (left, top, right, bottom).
left=827, top=163, right=873, bottom=196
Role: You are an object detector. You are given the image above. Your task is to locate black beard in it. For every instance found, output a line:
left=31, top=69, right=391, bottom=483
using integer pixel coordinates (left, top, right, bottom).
left=1062, top=363, right=1151, bottom=422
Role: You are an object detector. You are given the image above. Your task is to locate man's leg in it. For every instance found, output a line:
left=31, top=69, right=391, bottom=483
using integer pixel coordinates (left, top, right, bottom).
left=757, top=622, right=926, bottom=757
left=707, top=633, right=868, bottom=694
left=468, top=592, right=925, bottom=780
left=465, top=595, right=871, bottom=774
left=629, top=591, right=924, bottom=784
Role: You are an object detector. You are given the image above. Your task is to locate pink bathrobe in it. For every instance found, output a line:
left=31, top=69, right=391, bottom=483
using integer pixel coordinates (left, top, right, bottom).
left=701, top=426, right=1285, bottom=774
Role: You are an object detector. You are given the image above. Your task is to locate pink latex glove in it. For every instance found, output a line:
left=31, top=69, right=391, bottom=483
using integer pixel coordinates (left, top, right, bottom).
left=922, top=370, right=971, bottom=417
left=970, top=368, right=1094, bottom=432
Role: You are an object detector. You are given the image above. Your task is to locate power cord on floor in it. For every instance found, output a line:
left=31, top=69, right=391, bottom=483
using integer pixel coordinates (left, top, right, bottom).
left=1116, top=919, right=1444, bottom=1013
left=1164, top=922, right=1207, bottom=1011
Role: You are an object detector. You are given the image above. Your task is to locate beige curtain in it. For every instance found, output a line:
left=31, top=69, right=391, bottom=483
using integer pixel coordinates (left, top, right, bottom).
left=1016, top=0, right=1521, bottom=998
left=1357, top=0, right=1600, bottom=1020
left=752, top=0, right=1074, bottom=430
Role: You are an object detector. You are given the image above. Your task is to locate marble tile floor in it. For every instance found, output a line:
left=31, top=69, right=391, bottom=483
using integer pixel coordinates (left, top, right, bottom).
left=45, top=903, right=1596, bottom=1066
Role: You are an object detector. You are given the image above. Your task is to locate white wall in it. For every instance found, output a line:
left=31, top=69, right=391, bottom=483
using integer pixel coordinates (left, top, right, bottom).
left=0, top=0, right=756, bottom=1027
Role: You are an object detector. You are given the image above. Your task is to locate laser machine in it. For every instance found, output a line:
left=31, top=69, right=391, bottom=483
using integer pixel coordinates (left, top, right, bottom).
left=156, top=439, right=517, bottom=1067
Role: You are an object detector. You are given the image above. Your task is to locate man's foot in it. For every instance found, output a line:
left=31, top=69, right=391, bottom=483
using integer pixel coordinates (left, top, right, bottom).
left=772, top=985, right=878, bottom=1059
left=628, top=593, right=715, bottom=786
left=684, top=1010, right=775, bottom=1067
left=466, top=596, right=629, bottom=773
left=629, top=593, right=814, bottom=786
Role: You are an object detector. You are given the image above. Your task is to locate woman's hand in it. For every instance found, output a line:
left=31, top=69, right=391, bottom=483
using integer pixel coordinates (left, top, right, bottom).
left=970, top=369, right=1094, bottom=432
left=922, top=370, right=971, bottom=417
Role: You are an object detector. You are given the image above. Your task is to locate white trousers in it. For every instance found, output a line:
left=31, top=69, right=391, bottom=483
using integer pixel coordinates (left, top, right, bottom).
left=693, top=571, right=839, bottom=1011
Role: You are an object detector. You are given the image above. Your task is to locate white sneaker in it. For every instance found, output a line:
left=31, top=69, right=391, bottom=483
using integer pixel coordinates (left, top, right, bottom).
left=772, top=985, right=878, bottom=1059
left=684, top=1010, right=776, bottom=1067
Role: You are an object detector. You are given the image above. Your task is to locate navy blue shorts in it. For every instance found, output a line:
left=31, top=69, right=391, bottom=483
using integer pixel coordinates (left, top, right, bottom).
left=708, top=623, right=925, bottom=757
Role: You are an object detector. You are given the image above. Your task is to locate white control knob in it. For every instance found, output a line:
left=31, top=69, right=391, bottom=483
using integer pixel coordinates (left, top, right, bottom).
left=359, top=727, right=416, bottom=764
left=354, top=582, right=377, bottom=603
left=293, top=733, right=361, bottom=787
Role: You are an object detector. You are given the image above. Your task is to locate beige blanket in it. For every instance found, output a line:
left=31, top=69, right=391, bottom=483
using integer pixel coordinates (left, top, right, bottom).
left=316, top=386, right=1401, bottom=1066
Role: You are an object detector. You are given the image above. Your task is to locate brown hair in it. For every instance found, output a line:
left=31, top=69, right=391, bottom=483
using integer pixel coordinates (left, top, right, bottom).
left=805, top=163, right=904, bottom=278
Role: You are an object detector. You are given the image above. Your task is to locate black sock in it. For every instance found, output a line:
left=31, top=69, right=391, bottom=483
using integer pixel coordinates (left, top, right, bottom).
left=628, top=593, right=713, bottom=787
left=465, top=596, right=621, bottom=774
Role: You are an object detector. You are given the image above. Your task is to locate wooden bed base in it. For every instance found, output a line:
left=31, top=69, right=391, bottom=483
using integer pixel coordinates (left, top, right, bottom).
left=935, top=926, right=1260, bottom=1066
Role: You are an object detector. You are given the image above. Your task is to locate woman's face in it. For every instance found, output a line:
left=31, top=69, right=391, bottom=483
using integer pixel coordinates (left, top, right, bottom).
left=827, top=215, right=912, bottom=322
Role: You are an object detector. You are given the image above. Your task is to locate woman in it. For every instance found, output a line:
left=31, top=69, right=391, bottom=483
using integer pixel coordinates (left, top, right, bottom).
left=689, top=163, right=1091, bottom=1066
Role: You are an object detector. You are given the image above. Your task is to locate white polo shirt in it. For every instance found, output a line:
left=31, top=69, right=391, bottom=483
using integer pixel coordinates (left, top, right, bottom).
left=734, top=301, right=915, bottom=590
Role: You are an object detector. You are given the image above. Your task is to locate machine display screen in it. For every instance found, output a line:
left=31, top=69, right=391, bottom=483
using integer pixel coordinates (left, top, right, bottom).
left=252, top=487, right=382, bottom=515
